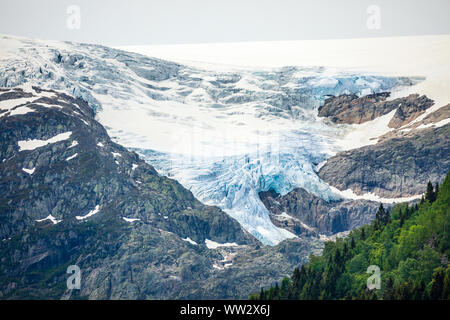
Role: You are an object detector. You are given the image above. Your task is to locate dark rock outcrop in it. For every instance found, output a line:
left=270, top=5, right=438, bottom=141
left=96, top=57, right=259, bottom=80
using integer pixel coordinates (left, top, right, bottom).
left=388, top=94, right=434, bottom=128
left=318, top=124, right=450, bottom=198
left=259, top=188, right=380, bottom=236
left=318, top=92, right=391, bottom=124
left=376, top=104, right=450, bottom=143
left=318, top=92, right=434, bottom=126
left=421, top=104, right=450, bottom=124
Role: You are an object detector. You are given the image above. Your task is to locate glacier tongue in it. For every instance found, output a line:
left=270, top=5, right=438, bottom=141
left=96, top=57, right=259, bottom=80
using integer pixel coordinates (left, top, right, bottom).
left=0, top=35, right=422, bottom=245
left=137, top=139, right=341, bottom=245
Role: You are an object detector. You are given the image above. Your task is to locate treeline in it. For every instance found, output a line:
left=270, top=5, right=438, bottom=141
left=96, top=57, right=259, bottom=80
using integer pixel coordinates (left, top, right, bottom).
left=251, top=174, right=450, bottom=300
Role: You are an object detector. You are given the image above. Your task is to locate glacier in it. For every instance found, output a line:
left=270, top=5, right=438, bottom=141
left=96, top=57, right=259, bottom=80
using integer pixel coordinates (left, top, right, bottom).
left=0, top=35, right=423, bottom=244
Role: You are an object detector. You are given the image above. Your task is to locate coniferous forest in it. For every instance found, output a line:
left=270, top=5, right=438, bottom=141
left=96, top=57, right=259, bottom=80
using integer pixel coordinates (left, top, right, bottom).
left=251, top=172, right=450, bottom=300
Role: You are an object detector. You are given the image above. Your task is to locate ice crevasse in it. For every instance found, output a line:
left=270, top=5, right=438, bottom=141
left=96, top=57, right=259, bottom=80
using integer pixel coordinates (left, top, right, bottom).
left=0, top=35, right=422, bottom=244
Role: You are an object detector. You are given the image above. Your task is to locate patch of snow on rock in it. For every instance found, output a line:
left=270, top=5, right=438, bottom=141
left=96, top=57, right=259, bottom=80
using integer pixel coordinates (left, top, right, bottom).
left=66, top=153, right=78, bottom=161
left=9, top=106, right=35, bottom=116
left=22, top=167, right=35, bottom=175
left=330, top=186, right=422, bottom=204
left=182, top=237, right=198, bottom=245
left=76, top=205, right=100, bottom=220
left=36, top=214, right=61, bottom=225
left=68, top=140, right=78, bottom=148
left=18, top=131, right=72, bottom=151
left=122, top=217, right=140, bottom=223
left=205, top=239, right=238, bottom=249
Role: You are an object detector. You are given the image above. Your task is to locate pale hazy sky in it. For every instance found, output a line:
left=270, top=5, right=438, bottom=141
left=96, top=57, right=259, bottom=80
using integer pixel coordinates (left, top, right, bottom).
left=0, top=0, right=449, bottom=46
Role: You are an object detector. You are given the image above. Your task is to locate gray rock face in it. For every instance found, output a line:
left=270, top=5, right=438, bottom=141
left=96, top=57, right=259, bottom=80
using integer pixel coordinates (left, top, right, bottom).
left=388, top=94, right=434, bottom=128
left=0, top=87, right=321, bottom=299
left=318, top=92, right=392, bottom=124
left=413, top=103, right=450, bottom=126
left=318, top=124, right=450, bottom=197
left=259, top=188, right=380, bottom=236
left=318, top=92, right=433, bottom=126
left=316, top=90, right=447, bottom=198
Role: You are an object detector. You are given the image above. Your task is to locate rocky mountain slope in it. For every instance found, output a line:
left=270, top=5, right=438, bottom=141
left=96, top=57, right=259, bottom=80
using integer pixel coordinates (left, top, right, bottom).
left=317, top=96, right=450, bottom=198
left=0, top=35, right=448, bottom=300
left=261, top=91, right=448, bottom=239
left=318, top=124, right=449, bottom=198
left=259, top=188, right=380, bottom=236
left=0, top=86, right=321, bottom=299
left=318, top=92, right=434, bottom=127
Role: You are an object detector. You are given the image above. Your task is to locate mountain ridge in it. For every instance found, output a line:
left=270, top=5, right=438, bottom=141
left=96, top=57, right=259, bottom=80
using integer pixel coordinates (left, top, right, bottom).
left=0, top=86, right=321, bottom=299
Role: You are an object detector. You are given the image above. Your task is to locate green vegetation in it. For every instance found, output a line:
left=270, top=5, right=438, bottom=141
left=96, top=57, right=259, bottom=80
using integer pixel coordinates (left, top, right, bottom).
left=251, top=172, right=450, bottom=300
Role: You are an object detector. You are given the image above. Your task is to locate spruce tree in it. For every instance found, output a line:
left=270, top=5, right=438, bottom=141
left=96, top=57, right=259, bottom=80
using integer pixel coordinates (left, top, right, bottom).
left=405, top=206, right=410, bottom=219
left=259, top=288, right=265, bottom=300
left=292, top=267, right=300, bottom=287
left=343, top=243, right=349, bottom=261
left=383, top=277, right=394, bottom=300
left=273, top=282, right=280, bottom=300
left=412, top=281, right=425, bottom=300
left=383, top=207, right=391, bottom=225
left=280, top=278, right=290, bottom=300
left=442, top=267, right=450, bottom=300
left=430, top=267, right=445, bottom=300
left=425, top=181, right=435, bottom=203
left=399, top=209, right=404, bottom=227
left=350, top=236, right=356, bottom=249
left=375, top=203, right=389, bottom=228
left=361, top=227, right=366, bottom=240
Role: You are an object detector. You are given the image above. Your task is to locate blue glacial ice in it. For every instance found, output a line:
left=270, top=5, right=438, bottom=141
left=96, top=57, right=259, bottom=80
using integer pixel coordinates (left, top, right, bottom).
left=0, top=35, right=423, bottom=244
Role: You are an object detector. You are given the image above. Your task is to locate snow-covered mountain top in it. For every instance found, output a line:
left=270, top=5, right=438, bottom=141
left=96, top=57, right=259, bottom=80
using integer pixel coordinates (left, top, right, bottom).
left=0, top=34, right=421, bottom=157
left=120, top=34, right=450, bottom=110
